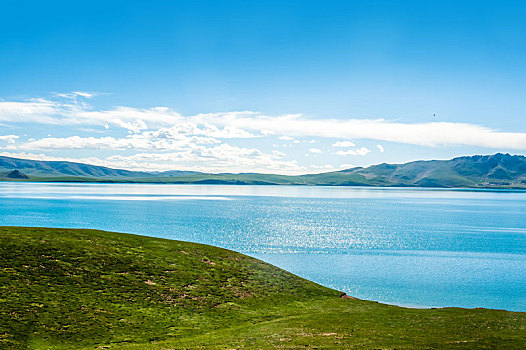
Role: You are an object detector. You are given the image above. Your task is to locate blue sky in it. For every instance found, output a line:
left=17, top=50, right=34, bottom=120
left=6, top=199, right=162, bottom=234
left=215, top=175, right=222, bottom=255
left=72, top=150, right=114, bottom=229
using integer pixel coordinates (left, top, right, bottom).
left=0, top=0, right=525, bottom=173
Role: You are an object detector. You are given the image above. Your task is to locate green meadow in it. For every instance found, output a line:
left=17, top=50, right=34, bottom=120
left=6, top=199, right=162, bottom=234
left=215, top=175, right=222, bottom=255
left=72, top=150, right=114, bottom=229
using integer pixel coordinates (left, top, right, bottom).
left=1, top=226, right=525, bottom=349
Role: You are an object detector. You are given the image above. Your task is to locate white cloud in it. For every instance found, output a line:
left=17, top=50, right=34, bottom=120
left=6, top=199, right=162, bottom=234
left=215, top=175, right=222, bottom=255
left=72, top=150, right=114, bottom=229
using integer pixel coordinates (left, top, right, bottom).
left=73, top=91, right=95, bottom=99
left=332, top=141, right=356, bottom=147
left=310, top=164, right=334, bottom=169
left=52, top=91, right=96, bottom=99
left=278, top=136, right=294, bottom=141
left=18, top=134, right=220, bottom=151
left=2, top=95, right=526, bottom=150
left=144, top=123, right=255, bottom=140
left=0, top=99, right=182, bottom=132
left=103, top=143, right=304, bottom=174
left=335, top=147, right=371, bottom=156
left=15, top=120, right=258, bottom=152
left=221, top=114, right=526, bottom=150
left=1, top=145, right=305, bottom=175
left=339, top=163, right=356, bottom=169
left=4, top=94, right=526, bottom=174
left=0, top=99, right=64, bottom=124
left=0, top=135, right=19, bottom=144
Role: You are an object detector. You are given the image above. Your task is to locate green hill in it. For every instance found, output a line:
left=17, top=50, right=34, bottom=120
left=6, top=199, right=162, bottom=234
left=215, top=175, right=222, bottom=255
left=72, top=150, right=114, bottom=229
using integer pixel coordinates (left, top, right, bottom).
left=330, top=153, right=526, bottom=188
left=0, top=156, right=199, bottom=179
left=1, top=153, right=525, bottom=188
left=1, top=227, right=525, bottom=349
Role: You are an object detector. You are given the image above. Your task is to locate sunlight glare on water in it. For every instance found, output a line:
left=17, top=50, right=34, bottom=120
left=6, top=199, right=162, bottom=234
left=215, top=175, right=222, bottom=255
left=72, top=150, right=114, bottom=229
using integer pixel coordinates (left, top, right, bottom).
left=1, top=182, right=525, bottom=311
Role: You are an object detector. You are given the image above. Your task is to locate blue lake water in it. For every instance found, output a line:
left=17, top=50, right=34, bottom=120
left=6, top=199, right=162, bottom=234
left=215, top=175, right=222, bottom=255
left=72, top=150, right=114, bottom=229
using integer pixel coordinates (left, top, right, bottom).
left=1, top=182, right=525, bottom=311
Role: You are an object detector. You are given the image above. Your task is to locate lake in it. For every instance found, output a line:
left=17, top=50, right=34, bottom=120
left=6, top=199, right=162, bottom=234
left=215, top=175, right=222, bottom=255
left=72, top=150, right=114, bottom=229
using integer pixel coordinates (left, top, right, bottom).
left=1, top=182, right=525, bottom=311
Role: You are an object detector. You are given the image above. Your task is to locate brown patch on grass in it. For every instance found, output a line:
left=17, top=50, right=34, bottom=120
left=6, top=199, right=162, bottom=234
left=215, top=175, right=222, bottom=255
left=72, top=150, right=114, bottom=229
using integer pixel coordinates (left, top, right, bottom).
left=201, top=258, right=216, bottom=265
left=339, top=292, right=358, bottom=300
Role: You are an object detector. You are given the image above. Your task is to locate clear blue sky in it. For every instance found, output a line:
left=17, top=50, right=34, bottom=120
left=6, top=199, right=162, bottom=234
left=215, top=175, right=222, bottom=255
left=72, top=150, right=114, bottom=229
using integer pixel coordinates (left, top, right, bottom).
left=0, top=1, right=525, bottom=173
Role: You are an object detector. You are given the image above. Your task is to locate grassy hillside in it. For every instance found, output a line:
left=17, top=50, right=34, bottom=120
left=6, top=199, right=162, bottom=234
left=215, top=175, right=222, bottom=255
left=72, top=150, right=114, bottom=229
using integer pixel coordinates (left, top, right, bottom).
left=1, top=227, right=525, bottom=349
left=0, top=156, right=198, bottom=179
left=328, top=153, right=526, bottom=188
left=1, top=153, right=525, bottom=188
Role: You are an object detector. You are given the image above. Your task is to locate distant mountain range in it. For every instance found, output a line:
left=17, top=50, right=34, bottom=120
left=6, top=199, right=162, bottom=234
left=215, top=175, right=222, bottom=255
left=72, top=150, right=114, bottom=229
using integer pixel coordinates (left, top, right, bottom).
left=1, top=153, right=525, bottom=188
left=0, top=156, right=200, bottom=179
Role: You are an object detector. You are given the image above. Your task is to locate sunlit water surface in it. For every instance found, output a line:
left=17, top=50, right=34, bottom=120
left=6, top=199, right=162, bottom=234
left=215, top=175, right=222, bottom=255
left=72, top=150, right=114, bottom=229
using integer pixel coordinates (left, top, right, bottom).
left=1, top=182, right=525, bottom=311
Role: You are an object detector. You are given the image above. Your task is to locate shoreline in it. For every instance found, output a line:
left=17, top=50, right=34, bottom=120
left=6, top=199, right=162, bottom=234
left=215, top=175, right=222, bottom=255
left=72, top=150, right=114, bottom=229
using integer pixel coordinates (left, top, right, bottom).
left=2, top=226, right=525, bottom=348
left=2, top=178, right=526, bottom=190
left=3, top=225, right=524, bottom=314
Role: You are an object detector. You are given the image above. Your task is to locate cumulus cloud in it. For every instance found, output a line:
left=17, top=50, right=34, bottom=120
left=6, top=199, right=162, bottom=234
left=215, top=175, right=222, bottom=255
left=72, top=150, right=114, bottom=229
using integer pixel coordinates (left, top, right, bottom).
left=19, top=133, right=219, bottom=151
left=2, top=96, right=525, bottom=149
left=1, top=145, right=305, bottom=175
left=335, top=147, right=371, bottom=156
left=332, top=141, right=356, bottom=147
left=278, top=136, right=294, bottom=141
left=310, top=164, right=334, bottom=170
left=138, top=123, right=256, bottom=143
left=103, top=143, right=304, bottom=174
left=0, top=135, right=19, bottom=144
left=4, top=93, right=526, bottom=175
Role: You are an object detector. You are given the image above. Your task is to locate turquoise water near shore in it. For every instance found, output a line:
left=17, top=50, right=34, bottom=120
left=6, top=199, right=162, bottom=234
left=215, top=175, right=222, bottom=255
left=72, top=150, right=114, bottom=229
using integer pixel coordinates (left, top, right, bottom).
left=1, top=182, right=525, bottom=311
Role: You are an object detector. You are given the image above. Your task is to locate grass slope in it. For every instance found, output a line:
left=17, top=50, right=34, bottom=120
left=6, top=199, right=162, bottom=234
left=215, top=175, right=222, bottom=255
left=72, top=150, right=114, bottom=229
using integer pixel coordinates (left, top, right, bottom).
left=1, top=227, right=525, bottom=349
left=0, top=156, right=198, bottom=179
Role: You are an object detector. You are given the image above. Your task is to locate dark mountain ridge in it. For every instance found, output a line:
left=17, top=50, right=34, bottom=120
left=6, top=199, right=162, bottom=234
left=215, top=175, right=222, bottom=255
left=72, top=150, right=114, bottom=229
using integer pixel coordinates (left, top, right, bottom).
left=329, top=153, right=526, bottom=188
left=0, top=156, right=199, bottom=178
